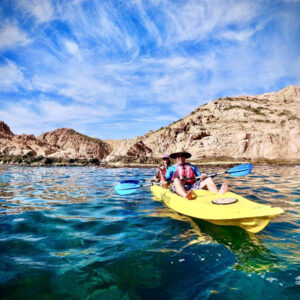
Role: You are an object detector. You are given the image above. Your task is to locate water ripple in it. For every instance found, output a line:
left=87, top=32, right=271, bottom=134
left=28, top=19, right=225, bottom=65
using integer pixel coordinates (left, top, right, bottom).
left=0, top=165, right=299, bottom=299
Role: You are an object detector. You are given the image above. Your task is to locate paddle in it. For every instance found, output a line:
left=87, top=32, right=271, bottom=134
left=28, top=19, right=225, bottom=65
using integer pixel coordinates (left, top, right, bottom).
left=201, top=163, right=253, bottom=179
left=114, top=182, right=153, bottom=195
left=114, top=163, right=253, bottom=195
left=120, top=178, right=153, bottom=185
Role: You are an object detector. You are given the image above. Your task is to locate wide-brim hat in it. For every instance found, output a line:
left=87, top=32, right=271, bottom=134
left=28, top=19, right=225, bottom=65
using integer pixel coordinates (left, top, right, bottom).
left=170, top=151, right=192, bottom=159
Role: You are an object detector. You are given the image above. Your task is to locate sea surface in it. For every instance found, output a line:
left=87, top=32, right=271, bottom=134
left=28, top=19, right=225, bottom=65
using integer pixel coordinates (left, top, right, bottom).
left=0, top=165, right=299, bottom=300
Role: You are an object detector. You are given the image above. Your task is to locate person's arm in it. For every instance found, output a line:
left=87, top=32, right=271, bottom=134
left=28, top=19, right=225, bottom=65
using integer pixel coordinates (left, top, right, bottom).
left=192, top=165, right=201, bottom=177
left=193, top=166, right=209, bottom=180
left=165, top=165, right=175, bottom=181
left=153, top=168, right=160, bottom=182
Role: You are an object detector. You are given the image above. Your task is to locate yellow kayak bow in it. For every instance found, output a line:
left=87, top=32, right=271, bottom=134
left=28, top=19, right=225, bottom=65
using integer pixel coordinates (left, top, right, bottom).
left=151, top=185, right=284, bottom=233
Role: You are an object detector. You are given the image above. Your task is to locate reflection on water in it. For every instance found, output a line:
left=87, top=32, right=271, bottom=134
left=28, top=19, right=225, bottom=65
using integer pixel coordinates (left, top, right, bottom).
left=0, top=165, right=299, bottom=299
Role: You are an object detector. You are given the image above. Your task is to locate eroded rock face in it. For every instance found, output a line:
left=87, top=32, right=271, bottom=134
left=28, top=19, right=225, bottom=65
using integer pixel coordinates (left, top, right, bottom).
left=0, top=121, right=14, bottom=139
left=0, top=122, right=56, bottom=157
left=0, top=124, right=112, bottom=163
left=38, top=128, right=112, bottom=160
left=126, top=140, right=152, bottom=157
left=105, top=85, right=300, bottom=162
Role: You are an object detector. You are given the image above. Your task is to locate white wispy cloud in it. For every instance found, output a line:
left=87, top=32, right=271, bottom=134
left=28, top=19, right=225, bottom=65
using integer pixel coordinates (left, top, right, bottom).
left=164, top=0, right=261, bottom=43
left=29, top=64, right=127, bottom=108
left=0, top=60, right=25, bottom=90
left=0, top=23, right=31, bottom=50
left=219, top=22, right=266, bottom=42
left=64, top=40, right=81, bottom=60
left=0, top=98, right=116, bottom=136
left=18, top=0, right=54, bottom=23
left=35, top=100, right=114, bottom=122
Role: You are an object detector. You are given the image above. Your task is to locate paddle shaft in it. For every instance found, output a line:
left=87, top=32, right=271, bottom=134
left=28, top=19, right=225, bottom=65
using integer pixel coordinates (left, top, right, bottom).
left=196, top=166, right=251, bottom=180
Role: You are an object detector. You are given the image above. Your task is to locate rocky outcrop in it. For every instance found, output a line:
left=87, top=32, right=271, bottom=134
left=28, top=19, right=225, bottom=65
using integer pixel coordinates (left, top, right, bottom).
left=0, top=124, right=112, bottom=165
left=126, top=140, right=152, bottom=157
left=0, top=121, right=14, bottom=139
left=38, top=128, right=112, bottom=161
left=0, top=122, right=56, bottom=157
left=105, top=85, right=300, bottom=163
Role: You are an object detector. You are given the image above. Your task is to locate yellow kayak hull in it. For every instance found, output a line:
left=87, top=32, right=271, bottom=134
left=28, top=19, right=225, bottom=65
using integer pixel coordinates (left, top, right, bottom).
left=150, top=185, right=284, bottom=233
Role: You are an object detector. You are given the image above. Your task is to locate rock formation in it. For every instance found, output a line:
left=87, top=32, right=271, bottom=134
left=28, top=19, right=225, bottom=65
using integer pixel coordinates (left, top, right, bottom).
left=126, top=140, right=152, bottom=157
left=0, top=121, right=57, bottom=158
left=38, top=128, right=112, bottom=161
left=105, top=85, right=300, bottom=163
left=0, top=123, right=111, bottom=165
left=0, top=121, right=14, bottom=139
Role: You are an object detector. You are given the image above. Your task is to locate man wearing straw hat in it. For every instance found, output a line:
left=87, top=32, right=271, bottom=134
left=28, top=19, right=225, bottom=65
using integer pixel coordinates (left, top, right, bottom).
left=165, top=150, right=229, bottom=200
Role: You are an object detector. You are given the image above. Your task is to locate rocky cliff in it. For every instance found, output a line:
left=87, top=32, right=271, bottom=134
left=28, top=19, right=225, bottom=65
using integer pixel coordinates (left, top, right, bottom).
left=0, top=123, right=111, bottom=165
left=38, top=128, right=112, bottom=161
left=0, top=121, right=57, bottom=158
left=105, top=85, right=300, bottom=163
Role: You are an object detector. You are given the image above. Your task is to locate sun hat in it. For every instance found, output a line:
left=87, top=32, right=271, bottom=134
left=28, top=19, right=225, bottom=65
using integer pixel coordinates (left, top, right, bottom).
left=170, top=151, right=192, bottom=159
left=161, top=154, right=170, bottom=159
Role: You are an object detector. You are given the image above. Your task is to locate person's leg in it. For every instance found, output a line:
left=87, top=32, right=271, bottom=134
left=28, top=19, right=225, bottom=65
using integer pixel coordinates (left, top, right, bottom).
left=200, top=177, right=219, bottom=193
left=200, top=177, right=229, bottom=194
left=173, top=178, right=196, bottom=199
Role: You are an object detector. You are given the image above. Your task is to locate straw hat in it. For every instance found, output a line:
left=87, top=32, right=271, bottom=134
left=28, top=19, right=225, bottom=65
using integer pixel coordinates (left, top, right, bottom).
left=170, top=151, right=192, bottom=159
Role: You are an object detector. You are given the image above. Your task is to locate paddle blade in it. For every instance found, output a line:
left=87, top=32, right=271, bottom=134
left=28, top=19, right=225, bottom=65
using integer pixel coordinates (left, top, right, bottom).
left=120, top=178, right=154, bottom=185
left=227, top=163, right=252, bottom=177
left=120, top=180, right=140, bottom=184
left=114, top=183, right=140, bottom=195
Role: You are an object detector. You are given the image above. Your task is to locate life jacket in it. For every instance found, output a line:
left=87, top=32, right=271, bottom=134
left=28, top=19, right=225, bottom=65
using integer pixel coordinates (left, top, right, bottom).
left=157, top=166, right=167, bottom=182
left=171, top=163, right=196, bottom=185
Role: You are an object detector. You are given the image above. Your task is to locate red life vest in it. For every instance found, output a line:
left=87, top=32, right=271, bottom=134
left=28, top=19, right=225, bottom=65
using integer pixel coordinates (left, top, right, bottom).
left=172, top=163, right=196, bottom=185
left=157, top=167, right=167, bottom=182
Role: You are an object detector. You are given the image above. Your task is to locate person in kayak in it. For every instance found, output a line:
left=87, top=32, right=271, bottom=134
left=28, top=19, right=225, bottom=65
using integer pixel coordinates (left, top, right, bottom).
left=153, top=154, right=171, bottom=183
left=165, top=151, right=229, bottom=200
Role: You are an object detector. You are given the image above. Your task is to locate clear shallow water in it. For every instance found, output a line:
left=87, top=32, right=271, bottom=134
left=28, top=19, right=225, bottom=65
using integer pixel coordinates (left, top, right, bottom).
left=0, top=165, right=299, bottom=300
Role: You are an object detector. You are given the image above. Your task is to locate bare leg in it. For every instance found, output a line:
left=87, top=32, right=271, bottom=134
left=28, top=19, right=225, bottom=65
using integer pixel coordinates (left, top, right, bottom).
left=173, top=178, right=196, bottom=200
left=200, top=178, right=229, bottom=194
left=200, top=177, right=219, bottom=193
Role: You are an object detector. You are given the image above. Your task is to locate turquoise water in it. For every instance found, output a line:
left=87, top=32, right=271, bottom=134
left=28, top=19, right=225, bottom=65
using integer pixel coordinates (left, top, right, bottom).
left=0, top=165, right=299, bottom=299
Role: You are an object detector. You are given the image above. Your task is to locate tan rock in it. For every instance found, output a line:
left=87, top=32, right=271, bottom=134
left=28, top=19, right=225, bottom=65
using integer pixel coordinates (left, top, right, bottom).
left=104, top=85, right=300, bottom=163
left=38, top=128, right=111, bottom=160
left=0, top=121, right=14, bottom=139
left=126, top=140, right=152, bottom=157
left=0, top=125, right=112, bottom=162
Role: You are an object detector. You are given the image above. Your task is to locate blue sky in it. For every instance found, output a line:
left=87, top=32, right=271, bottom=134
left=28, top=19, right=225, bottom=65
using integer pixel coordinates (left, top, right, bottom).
left=0, top=0, right=299, bottom=139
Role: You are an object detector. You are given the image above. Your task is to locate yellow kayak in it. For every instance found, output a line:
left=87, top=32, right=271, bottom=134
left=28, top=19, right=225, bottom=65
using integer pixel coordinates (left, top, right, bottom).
left=150, top=185, right=284, bottom=233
